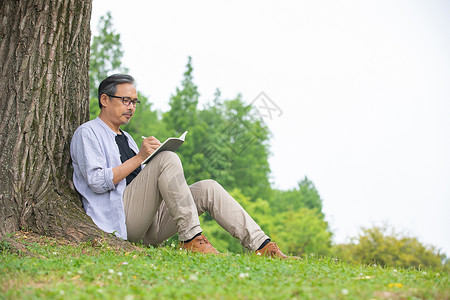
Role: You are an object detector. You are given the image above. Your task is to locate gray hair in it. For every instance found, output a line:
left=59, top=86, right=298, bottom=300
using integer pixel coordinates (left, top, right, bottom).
left=97, top=74, right=135, bottom=108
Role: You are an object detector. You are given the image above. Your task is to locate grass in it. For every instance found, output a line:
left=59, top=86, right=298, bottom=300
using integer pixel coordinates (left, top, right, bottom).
left=0, top=232, right=448, bottom=299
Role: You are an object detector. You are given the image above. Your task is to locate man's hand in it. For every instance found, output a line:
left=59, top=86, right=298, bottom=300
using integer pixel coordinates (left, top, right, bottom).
left=112, top=136, right=161, bottom=185
left=137, top=136, right=162, bottom=161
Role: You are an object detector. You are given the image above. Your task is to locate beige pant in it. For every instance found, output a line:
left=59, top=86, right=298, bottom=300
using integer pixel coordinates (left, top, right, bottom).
left=123, top=151, right=269, bottom=251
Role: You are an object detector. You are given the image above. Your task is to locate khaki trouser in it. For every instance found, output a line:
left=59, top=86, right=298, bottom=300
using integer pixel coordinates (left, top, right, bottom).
left=123, top=151, right=269, bottom=251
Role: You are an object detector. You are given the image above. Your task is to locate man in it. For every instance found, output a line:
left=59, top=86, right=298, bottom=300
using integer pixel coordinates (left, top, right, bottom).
left=71, top=74, right=294, bottom=258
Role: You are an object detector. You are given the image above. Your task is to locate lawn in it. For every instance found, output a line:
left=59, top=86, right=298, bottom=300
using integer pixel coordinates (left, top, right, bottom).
left=1, top=231, right=448, bottom=299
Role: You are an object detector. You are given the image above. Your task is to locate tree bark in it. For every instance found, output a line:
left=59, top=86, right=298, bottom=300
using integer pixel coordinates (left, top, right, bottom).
left=0, top=0, right=129, bottom=248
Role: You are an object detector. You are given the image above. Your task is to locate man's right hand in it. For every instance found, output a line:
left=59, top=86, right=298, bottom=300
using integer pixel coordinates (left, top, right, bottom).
left=137, top=136, right=162, bottom=161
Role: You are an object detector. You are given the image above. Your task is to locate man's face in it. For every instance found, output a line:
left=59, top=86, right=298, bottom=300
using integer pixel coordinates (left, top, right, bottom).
left=100, top=83, right=137, bottom=127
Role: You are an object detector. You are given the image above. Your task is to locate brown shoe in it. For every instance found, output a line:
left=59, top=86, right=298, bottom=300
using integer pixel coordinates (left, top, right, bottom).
left=180, top=235, right=220, bottom=254
left=255, top=242, right=301, bottom=259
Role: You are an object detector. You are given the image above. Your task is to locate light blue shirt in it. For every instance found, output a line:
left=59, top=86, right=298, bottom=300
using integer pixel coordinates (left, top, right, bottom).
left=70, top=117, right=139, bottom=239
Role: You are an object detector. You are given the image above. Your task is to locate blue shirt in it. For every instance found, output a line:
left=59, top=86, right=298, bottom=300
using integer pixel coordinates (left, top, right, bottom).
left=70, top=117, right=139, bottom=239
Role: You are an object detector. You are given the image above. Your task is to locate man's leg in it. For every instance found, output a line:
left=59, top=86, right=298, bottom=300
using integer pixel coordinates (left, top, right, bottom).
left=188, top=180, right=269, bottom=251
left=139, top=179, right=269, bottom=252
left=188, top=180, right=299, bottom=258
left=123, top=151, right=202, bottom=243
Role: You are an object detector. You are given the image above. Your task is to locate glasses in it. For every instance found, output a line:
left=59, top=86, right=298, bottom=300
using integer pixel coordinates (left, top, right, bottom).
left=107, top=95, right=141, bottom=108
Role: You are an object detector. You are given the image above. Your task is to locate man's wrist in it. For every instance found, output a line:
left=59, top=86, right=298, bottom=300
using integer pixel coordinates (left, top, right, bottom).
left=135, top=154, right=146, bottom=164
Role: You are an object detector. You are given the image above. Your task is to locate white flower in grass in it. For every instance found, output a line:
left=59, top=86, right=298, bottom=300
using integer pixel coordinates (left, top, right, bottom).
left=108, top=269, right=115, bottom=274
left=171, top=243, right=175, bottom=248
left=117, top=272, right=123, bottom=276
left=256, top=252, right=261, bottom=256
left=189, top=274, right=198, bottom=281
left=59, top=290, right=65, bottom=295
left=341, top=289, right=349, bottom=295
left=246, top=267, right=250, bottom=270
left=239, top=273, right=249, bottom=279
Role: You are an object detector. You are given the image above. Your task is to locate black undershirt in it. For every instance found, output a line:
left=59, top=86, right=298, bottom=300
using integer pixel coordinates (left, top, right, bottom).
left=115, top=130, right=141, bottom=185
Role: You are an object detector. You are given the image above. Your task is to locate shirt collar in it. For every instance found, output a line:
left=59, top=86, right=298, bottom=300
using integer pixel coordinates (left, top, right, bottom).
left=94, top=117, right=120, bottom=137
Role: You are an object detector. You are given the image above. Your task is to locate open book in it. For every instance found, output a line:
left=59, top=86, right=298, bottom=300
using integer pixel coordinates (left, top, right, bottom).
left=142, top=131, right=188, bottom=165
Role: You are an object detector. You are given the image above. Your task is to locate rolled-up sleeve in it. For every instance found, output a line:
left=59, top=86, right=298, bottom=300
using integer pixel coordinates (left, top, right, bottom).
left=71, top=128, right=115, bottom=194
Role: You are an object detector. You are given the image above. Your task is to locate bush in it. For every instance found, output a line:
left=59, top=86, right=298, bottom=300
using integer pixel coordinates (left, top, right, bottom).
left=332, top=226, right=447, bottom=269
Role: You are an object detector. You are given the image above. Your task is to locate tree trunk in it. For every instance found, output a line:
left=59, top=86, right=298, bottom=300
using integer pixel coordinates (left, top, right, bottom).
left=0, top=0, right=128, bottom=247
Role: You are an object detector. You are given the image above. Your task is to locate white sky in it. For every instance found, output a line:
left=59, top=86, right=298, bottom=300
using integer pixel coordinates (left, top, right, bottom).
left=91, top=0, right=450, bottom=256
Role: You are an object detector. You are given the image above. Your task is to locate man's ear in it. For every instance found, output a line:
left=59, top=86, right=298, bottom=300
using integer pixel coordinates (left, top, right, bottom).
left=100, top=94, right=109, bottom=107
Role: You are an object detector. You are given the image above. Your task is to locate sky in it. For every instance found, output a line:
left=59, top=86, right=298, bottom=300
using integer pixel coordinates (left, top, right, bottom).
left=91, top=0, right=450, bottom=256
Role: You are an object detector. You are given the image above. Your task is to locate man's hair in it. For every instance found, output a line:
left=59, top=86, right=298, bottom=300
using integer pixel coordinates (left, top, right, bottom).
left=97, top=74, right=135, bottom=108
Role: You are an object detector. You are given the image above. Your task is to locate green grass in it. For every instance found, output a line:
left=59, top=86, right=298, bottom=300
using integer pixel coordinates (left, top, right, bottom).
left=0, top=233, right=448, bottom=300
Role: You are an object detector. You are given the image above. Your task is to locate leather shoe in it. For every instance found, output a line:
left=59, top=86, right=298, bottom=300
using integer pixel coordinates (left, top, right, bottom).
left=255, top=242, right=301, bottom=259
left=180, top=235, right=220, bottom=254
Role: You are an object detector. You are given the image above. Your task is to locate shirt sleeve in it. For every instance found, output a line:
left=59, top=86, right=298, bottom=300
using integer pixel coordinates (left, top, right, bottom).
left=71, top=128, right=116, bottom=194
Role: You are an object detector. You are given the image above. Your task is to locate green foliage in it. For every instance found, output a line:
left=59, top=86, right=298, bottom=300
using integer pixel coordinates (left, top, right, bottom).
left=0, top=240, right=10, bottom=253
left=89, top=11, right=128, bottom=120
left=332, top=226, right=448, bottom=270
left=199, top=187, right=332, bottom=256
left=89, top=11, right=128, bottom=100
left=89, top=13, right=164, bottom=142
left=271, top=176, right=323, bottom=214
left=163, top=56, right=199, bottom=135
left=162, top=57, right=205, bottom=183
left=195, top=95, right=272, bottom=200
left=271, top=208, right=332, bottom=256
left=163, top=58, right=272, bottom=201
left=89, top=96, right=100, bottom=120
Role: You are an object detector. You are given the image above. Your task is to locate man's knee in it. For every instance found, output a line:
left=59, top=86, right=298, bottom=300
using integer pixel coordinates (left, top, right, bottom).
left=150, top=151, right=182, bottom=170
left=191, top=179, right=222, bottom=192
left=158, top=151, right=180, bottom=162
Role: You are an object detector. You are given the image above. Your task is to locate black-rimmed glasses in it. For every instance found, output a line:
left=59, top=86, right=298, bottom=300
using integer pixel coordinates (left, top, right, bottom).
left=107, top=95, right=141, bottom=108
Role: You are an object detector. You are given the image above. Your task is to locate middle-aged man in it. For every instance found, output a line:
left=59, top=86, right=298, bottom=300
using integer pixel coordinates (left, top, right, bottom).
left=70, top=74, right=297, bottom=258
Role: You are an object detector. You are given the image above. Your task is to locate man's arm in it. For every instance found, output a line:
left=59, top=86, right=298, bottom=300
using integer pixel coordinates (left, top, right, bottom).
left=111, top=136, right=161, bottom=185
left=71, top=128, right=116, bottom=194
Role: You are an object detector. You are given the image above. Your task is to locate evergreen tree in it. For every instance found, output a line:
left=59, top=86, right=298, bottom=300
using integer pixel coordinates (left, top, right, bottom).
left=89, top=12, right=163, bottom=142
left=89, top=11, right=128, bottom=120
left=271, top=176, right=323, bottom=214
left=162, top=57, right=211, bottom=182
left=89, top=12, right=128, bottom=98
left=163, top=56, right=199, bottom=134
